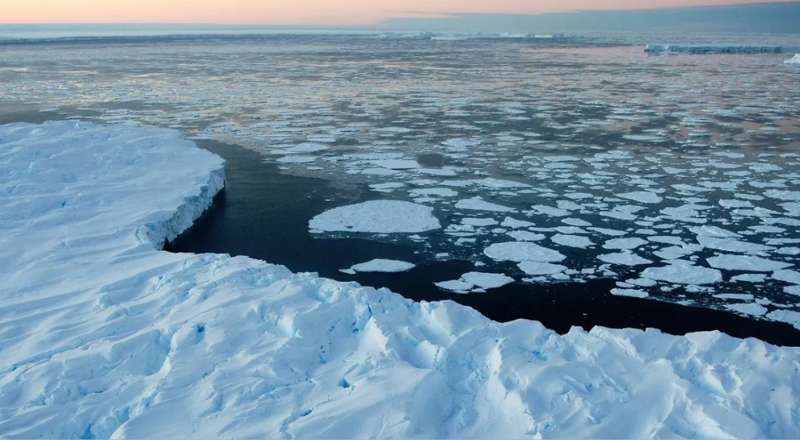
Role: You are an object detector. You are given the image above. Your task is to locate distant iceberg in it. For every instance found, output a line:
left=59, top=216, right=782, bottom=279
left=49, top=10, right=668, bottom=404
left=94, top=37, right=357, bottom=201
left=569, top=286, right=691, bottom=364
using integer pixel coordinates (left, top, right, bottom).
left=785, top=54, right=800, bottom=64
left=645, top=44, right=783, bottom=54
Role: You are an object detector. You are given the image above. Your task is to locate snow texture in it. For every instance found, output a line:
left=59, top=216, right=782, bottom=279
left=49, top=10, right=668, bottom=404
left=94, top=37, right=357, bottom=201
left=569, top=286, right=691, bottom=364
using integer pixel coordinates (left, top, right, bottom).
left=2, top=122, right=800, bottom=439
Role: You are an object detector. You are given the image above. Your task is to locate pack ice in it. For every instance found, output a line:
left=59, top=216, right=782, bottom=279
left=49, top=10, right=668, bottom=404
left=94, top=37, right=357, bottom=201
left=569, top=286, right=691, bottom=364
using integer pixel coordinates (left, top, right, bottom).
left=2, top=121, right=800, bottom=439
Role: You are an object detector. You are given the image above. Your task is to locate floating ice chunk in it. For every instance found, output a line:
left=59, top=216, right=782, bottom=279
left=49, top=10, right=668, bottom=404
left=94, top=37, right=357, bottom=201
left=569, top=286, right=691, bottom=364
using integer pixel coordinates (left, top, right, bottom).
left=707, top=255, right=792, bottom=272
left=532, top=205, right=570, bottom=217
left=277, top=155, right=317, bottom=164
left=714, top=293, right=755, bottom=300
left=768, top=310, right=800, bottom=329
left=589, top=227, right=628, bottom=237
left=691, top=225, right=741, bottom=238
left=784, top=54, right=800, bottom=64
left=611, top=288, right=649, bottom=298
left=551, top=234, right=593, bottom=248
left=310, top=200, right=441, bottom=233
left=435, top=272, right=514, bottom=293
left=562, top=218, right=592, bottom=227
left=369, top=159, right=420, bottom=170
left=598, top=252, right=653, bottom=266
left=697, top=236, right=773, bottom=254
left=435, top=280, right=473, bottom=293
left=648, top=236, right=685, bottom=246
left=624, top=135, right=665, bottom=143
left=507, top=230, right=546, bottom=242
left=731, top=274, right=767, bottom=283
left=501, top=216, right=534, bottom=228
left=474, top=177, right=531, bottom=189
left=603, top=237, right=648, bottom=250
left=517, top=262, right=568, bottom=275
left=286, top=142, right=329, bottom=153
left=462, top=217, right=498, bottom=227
left=484, top=242, right=566, bottom=263
left=726, top=303, right=768, bottom=316
left=772, top=270, right=800, bottom=284
left=350, top=259, right=416, bottom=273
left=461, top=272, right=515, bottom=289
left=617, top=191, right=663, bottom=204
left=456, top=196, right=515, bottom=212
left=409, top=188, right=458, bottom=197
left=764, top=190, right=800, bottom=201
left=642, top=261, right=723, bottom=285
left=370, top=182, right=405, bottom=192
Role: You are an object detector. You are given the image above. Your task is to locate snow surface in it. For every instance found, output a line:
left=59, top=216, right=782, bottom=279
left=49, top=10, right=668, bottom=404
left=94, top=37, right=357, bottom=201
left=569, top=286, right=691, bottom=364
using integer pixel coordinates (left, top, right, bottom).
left=309, top=200, right=441, bottom=233
left=3, top=122, right=800, bottom=439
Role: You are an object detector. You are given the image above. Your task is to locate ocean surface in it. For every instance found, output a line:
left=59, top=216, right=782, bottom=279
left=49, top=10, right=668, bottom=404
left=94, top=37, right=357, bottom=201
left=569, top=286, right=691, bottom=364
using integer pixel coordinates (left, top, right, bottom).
left=2, top=33, right=800, bottom=343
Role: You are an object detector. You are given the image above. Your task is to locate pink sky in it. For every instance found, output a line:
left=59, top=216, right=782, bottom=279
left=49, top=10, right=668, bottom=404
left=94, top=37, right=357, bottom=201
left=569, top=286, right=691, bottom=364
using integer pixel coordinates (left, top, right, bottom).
left=3, top=0, right=785, bottom=26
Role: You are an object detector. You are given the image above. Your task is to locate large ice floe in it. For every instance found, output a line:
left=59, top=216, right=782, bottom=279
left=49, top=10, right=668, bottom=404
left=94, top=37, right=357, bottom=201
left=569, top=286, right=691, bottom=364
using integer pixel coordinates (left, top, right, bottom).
left=2, top=121, right=800, bottom=438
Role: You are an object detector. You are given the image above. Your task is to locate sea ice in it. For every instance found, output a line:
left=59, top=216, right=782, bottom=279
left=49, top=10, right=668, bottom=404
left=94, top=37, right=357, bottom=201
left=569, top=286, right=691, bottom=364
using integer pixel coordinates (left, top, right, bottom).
left=603, top=237, right=648, bottom=250
left=517, top=262, right=568, bottom=275
left=350, top=259, right=416, bottom=273
left=310, top=200, right=441, bottom=233
left=484, top=242, right=567, bottom=263
left=599, top=252, right=653, bottom=266
left=455, top=196, right=516, bottom=212
left=611, top=288, right=649, bottom=298
left=785, top=54, right=800, bottom=64
left=617, top=191, right=663, bottom=204
left=642, top=261, right=723, bottom=285
left=707, top=255, right=792, bottom=272
left=5, top=122, right=800, bottom=439
left=551, top=234, right=594, bottom=248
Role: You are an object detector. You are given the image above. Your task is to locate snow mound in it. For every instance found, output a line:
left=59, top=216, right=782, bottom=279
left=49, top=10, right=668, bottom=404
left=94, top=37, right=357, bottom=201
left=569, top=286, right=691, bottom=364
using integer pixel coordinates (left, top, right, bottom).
left=310, top=200, right=441, bottom=233
left=3, top=122, right=800, bottom=438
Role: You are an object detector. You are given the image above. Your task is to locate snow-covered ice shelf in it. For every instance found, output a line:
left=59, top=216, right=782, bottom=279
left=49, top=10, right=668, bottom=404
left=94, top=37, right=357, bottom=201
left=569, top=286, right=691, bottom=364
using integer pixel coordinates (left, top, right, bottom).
left=3, top=121, right=800, bottom=438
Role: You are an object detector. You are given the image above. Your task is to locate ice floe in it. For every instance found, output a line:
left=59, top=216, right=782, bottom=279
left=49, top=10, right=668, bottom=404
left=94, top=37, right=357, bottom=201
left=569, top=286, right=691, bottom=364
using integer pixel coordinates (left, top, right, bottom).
left=310, top=200, right=441, bottom=233
left=349, top=259, right=416, bottom=273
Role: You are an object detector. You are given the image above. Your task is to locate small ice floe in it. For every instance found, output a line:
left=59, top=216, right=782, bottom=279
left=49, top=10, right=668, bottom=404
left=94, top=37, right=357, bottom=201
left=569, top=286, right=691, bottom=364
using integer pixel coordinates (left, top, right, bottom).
left=642, top=260, right=723, bottom=285
left=455, top=196, right=515, bottom=212
left=551, top=234, right=594, bottom=248
left=501, top=216, right=534, bottom=228
left=435, top=272, right=514, bottom=293
left=348, top=259, right=416, bottom=273
left=616, top=191, right=663, bottom=204
left=310, top=200, right=441, bottom=233
left=484, top=242, right=567, bottom=263
left=598, top=252, right=652, bottom=266
left=706, top=255, right=792, bottom=272
left=725, top=303, right=768, bottom=317
left=517, top=262, right=568, bottom=276
left=603, top=237, right=648, bottom=250
left=610, top=288, right=649, bottom=299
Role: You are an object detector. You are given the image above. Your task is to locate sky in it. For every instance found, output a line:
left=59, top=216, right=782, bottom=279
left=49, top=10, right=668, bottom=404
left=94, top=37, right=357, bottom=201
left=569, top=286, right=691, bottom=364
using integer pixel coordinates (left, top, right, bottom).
left=1, top=0, right=790, bottom=26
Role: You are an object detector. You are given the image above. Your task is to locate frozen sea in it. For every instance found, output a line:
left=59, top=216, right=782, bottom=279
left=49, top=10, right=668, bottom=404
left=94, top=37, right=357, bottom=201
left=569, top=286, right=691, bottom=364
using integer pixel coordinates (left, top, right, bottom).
left=2, top=33, right=800, bottom=339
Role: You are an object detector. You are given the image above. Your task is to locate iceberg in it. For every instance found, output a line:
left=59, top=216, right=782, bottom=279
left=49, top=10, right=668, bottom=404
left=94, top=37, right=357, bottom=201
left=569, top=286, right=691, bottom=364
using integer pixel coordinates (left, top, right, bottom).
left=3, top=122, right=800, bottom=438
left=784, top=54, right=800, bottom=64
